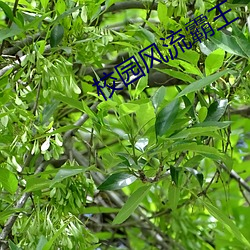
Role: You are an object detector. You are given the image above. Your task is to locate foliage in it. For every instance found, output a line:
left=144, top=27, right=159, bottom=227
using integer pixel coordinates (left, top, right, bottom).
left=0, top=0, right=250, bottom=249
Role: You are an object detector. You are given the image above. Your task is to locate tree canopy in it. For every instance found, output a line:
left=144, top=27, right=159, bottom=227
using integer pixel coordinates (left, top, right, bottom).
left=0, top=0, right=250, bottom=249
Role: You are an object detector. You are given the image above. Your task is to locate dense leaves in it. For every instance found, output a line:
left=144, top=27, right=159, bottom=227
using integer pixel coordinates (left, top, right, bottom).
left=0, top=0, right=250, bottom=249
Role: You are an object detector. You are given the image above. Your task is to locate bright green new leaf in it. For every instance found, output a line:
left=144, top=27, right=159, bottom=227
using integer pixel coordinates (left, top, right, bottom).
left=168, top=182, right=180, bottom=210
left=205, top=49, right=225, bottom=75
left=98, top=172, right=137, bottom=191
left=0, top=168, right=18, bottom=194
left=198, top=106, right=208, bottom=122
left=112, top=185, right=151, bottom=224
left=157, top=2, right=168, bottom=24
left=155, top=98, right=179, bottom=137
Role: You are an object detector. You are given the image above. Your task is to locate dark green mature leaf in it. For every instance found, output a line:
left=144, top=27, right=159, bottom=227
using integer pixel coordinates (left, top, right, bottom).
left=98, top=172, right=137, bottom=191
left=205, top=99, right=228, bottom=122
left=50, top=24, right=64, bottom=47
left=209, top=32, right=247, bottom=58
left=232, top=0, right=249, bottom=4
left=0, top=168, right=18, bottom=194
left=185, top=167, right=204, bottom=187
left=0, top=2, right=13, bottom=21
left=155, top=98, right=179, bottom=137
left=170, top=166, right=180, bottom=186
left=112, top=185, right=151, bottom=224
left=176, top=70, right=230, bottom=98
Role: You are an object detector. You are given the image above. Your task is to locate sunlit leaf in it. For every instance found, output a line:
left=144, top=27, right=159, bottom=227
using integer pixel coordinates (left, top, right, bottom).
left=0, top=168, right=18, bottom=194
left=112, top=185, right=151, bottom=224
left=168, top=182, right=180, bottom=210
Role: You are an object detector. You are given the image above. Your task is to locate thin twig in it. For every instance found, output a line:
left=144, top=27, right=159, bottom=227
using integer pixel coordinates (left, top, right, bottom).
left=141, top=0, right=156, bottom=28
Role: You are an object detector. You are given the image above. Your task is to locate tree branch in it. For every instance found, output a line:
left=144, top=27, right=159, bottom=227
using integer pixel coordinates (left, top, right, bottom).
left=0, top=161, right=49, bottom=241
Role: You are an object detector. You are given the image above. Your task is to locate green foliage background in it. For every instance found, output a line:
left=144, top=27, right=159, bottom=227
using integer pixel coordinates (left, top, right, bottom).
left=0, top=0, right=250, bottom=249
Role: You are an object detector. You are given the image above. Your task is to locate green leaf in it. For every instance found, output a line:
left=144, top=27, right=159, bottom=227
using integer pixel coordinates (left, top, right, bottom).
left=53, top=92, right=84, bottom=112
left=205, top=99, right=228, bottom=122
left=176, top=70, right=230, bottom=98
left=156, top=68, right=195, bottom=83
left=80, top=206, right=120, bottom=214
left=205, top=49, right=225, bottom=75
left=51, top=166, right=86, bottom=186
left=0, top=168, right=18, bottom=194
left=194, top=121, right=231, bottom=129
left=0, top=209, right=23, bottom=223
left=0, top=25, right=23, bottom=42
left=119, top=103, right=140, bottom=115
left=36, top=236, right=48, bottom=250
left=178, top=50, right=200, bottom=65
left=98, top=172, right=137, bottom=191
left=9, top=241, right=21, bottom=250
left=24, top=177, right=51, bottom=192
left=198, top=106, right=208, bottom=122
left=168, top=182, right=180, bottom=211
left=50, top=24, right=64, bottom=47
left=42, top=223, right=69, bottom=250
left=0, top=1, right=14, bottom=21
left=134, top=74, right=148, bottom=98
left=112, top=185, right=151, bottom=224
left=209, top=32, right=247, bottom=58
left=203, top=201, right=250, bottom=248
left=40, top=0, right=49, bottom=9
left=170, top=126, right=220, bottom=139
left=170, top=166, right=180, bottom=186
left=155, top=98, right=179, bottom=137
left=157, top=2, right=168, bottom=24
left=185, top=167, right=204, bottom=187
left=151, top=86, right=166, bottom=111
